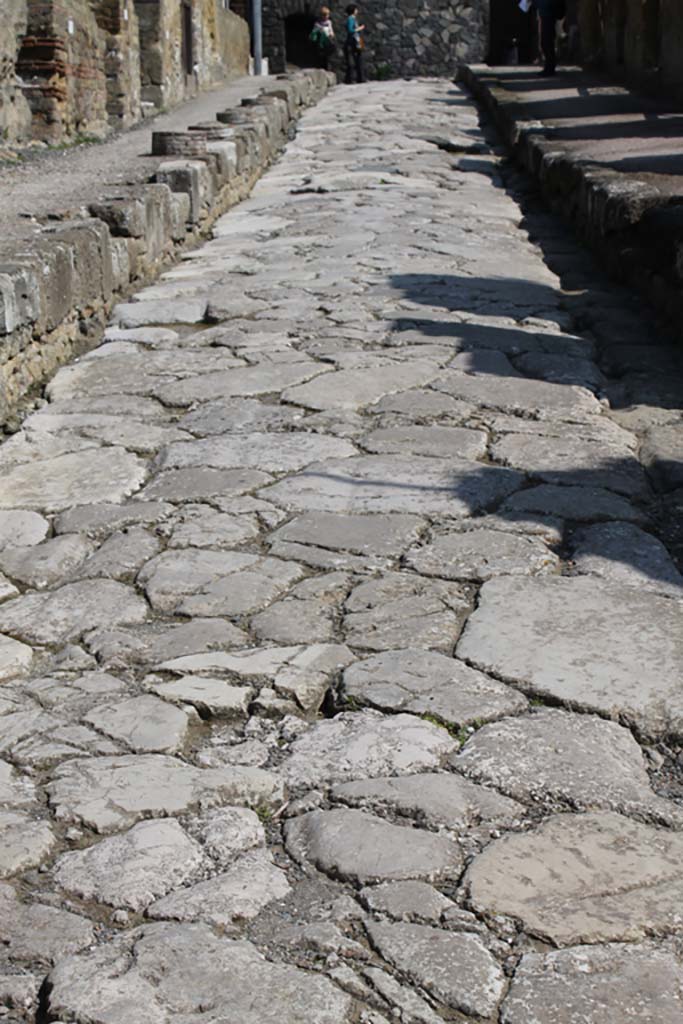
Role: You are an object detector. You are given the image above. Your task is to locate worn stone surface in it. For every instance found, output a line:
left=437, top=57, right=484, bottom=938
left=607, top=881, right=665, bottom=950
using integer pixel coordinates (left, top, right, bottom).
left=282, top=710, right=458, bottom=790
left=54, top=819, right=205, bottom=911
left=47, top=923, right=354, bottom=1023
left=0, top=633, right=33, bottom=682
left=332, top=773, right=523, bottom=831
left=366, top=919, right=505, bottom=1018
left=407, top=527, right=558, bottom=581
left=454, top=709, right=683, bottom=824
left=361, top=881, right=455, bottom=924
left=571, top=521, right=683, bottom=596
left=84, top=695, right=196, bottom=754
left=0, top=580, right=148, bottom=645
left=285, top=808, right=462, bottom=884
left=500, top=944, right=683, bottom=1024
left=344, top=648, right=527, bottom=726
left=0, top=883, right=94, bottom=963
left=466, top=812, right=683, bottom=945
left=458, top=577, right=683, bottom=739
left=0, top=448, right=147, bottom=512
left=149, top=675, right=253, bottom=719
left=0, top=811, right=56, bottom=877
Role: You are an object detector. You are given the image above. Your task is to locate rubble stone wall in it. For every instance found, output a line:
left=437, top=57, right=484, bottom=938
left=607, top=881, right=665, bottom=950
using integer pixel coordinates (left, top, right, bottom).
left=0, top=69, right=333, bottom=425
left=0, top=0, right=32, bottom=143
left=263, top=0, right=489, bottom=78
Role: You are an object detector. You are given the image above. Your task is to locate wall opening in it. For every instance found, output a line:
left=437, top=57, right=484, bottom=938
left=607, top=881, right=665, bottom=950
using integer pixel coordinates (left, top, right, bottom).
left=284, top=12, right=316, bottom=68
left=181, top=0, right=194, bottom=74
left=488, top=0, right=537, bottom=64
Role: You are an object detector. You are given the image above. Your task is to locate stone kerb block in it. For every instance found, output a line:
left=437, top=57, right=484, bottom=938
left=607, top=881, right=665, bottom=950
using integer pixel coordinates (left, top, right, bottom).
left=45, top=219, right=114, bottom=310
left=142, top=185, right=175, bottom=264
left=89, top=196, right=146, bottom=239
left=206, top=141, right=238, bottom=183
left=262, top=85, right=297, bottom=119
left=0, top=264, right=41, bottom=337
left=155, top=161, right=212, bottom=225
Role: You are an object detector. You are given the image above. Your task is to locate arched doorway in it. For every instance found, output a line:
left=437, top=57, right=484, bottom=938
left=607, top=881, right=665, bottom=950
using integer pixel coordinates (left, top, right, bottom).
left=284, top=12, right=317, bottom=68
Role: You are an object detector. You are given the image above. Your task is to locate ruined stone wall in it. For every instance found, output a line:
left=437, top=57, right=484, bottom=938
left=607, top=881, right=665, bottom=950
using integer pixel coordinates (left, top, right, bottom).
left=263, top=0, right=488, bottom=78
left=0, top=0, right=33, bottom=143
left=577, top=0, right=683, bottom=100
left=92, top=0, right=142, bottom=128
left=17, top=0, right=109, bottom=142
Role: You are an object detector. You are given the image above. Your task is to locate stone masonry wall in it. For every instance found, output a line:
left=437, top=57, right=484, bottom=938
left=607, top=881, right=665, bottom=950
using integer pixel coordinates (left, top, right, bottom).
left=0, top=0, right=32, bottom=143
left=0, top=69, right=333, bottom=426
left=263, top=0, right=488, bottom=78
left=92, top=0, right=142, bottom=128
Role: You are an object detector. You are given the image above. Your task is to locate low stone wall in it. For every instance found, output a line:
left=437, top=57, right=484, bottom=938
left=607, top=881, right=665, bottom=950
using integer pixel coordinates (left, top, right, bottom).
left=459, top=64, right=683, bottom=342
left=0, top=69, right=334, bottom=427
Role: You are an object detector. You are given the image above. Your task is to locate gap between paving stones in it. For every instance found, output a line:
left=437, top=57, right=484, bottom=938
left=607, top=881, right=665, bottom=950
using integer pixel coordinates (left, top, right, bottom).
left=0, top=77, right=682, bottom=1024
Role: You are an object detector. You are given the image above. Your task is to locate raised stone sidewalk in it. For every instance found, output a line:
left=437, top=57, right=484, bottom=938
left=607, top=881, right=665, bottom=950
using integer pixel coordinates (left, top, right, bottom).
left=0, top=78, right=683, bottom=1022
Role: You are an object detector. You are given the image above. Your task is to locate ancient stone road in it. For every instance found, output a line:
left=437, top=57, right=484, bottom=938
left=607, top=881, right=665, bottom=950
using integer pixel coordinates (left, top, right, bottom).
left=1, top=80, right=683, bottom=1022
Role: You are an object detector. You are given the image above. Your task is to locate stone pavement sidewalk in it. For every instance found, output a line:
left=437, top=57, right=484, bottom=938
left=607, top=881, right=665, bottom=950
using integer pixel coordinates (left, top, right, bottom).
left=0, top=78, right=683, bottom=1023
left=460, top=64, right=683, bottom=332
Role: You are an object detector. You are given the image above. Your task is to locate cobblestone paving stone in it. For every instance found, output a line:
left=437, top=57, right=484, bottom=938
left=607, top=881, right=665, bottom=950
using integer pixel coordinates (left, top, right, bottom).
left=1, top=80, right=683, bottom=1022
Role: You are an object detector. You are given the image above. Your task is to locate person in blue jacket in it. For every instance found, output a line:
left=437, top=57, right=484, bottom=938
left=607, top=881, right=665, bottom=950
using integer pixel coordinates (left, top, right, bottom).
left=535, top=0, right=565, bottom=76
left=344, top=4, right=365, bottom=84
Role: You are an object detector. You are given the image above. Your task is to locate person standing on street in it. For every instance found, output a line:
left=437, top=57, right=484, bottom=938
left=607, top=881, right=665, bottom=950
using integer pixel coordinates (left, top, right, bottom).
left=534, top=0, right=565, bottom=76
left=310, top=6, right=336, bottom=71
left=344, top=4, right=365, bottom=84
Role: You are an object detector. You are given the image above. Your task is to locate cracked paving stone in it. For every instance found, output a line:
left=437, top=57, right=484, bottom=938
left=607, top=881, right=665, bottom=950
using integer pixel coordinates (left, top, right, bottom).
left=166, top=506, right=260, bottom=549
left=250, top=595, right=337, bottom=645
left=196, top=806, right=265, bottom=867
left=281, top=710, right=457, bottom=790
left=0, top=447, right=147, bottom=513
left=47, top=754, right=284, bottom=833
left=571, top=521, right=683, bottom=597
left=285, top=808, right=461, bottom=884
left=500, top=943, right=683, bottom=1024
left=0, top=534, right=95, bottom=589
left=263, top=453, right=524, bottom=518
left=47, top=921, right=354, bottom=1024
left=331, top=773, right=523, bottom=831
left=54, top=819, right=205, bottom=911
left=0, top=633, right=33, bottom=682
left=362, top=424, right=488, bottom=460
left=343, top=573, right=470, bottom=653
left=149, top=675, right=253, bottom=719
left=156, top=360, right=329, bottom=406
left=640, top=422, right=683, bottom=492
left=0, top=760, right=35, bottom=808
left=0, top=882, right=94, bottom=963
left=147, top=848, right=291, bottom=929
left=360, top=881, right=455, bottom=925
left=370, top=387, right=475, bottom=419
left=179, top=396, right=304, bottom=436
left=457, top=576, right=683, bottom=740
left=501, top=483, right=648, bottom=524
left=76, top=527, right=162, bottom=581
left=406, top=527, right=558, bottom=581
left=54, top=500, right=173, bottom=538
left=269, top=510, right=425, bottom=570
left=465, top=811, right=683, bottom=945
left=0, top=811, right=57, bottom=877
left=156, top=431, right=357, bottom=474
left=0, top=579, right=148, bottom=645
left=454, top=708, right=683, bottom=824
left=86, top=617, right=249, bottom=669
left=138, top=549, right=304, bottom=615
left=84, top=694, right=197, bottom=754
left=366, top=919, right=505, bottom=1018
left=363, top=966, right=444, bottom=1024
left=344, top=648, right=527, bottom=726
left=282, top=361, right=441, bottom=412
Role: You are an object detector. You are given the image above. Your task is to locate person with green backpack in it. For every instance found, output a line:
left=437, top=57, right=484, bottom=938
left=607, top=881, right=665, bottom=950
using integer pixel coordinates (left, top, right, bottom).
left=310, top=7, right=336, bottom=71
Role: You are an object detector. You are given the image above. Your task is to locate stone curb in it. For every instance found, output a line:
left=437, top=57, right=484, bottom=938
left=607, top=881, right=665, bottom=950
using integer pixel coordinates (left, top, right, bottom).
left=0, top=69, right=335, bottom=427
left=457, top=63, right=683, bottom=341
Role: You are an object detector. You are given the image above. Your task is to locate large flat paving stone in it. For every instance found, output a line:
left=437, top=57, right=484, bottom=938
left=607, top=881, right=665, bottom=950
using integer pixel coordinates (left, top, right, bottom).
left=47, top=754, right=284, bottom=833
left=0, top=510, right=49, bottom=549
left=343, top=573, right=470, bottom=653
left=54, top=819, right=205, bottom=911
left=156, top=360, right=329, bottom=406
left=0, top=811, right=57, bottom=877
left=140, top=467, right=271, bottom=503
left=344, top=648, right=527, bottom=727
left=47, top=922, right=353, bottom=1024
left=0, top=448, right=147, bottom=513
left=571, top=521, right=683, bottom=597
left=406, top=527, right=558, bottom=581
left=362, top=424, right=488, bottom=460
left=500, top=943, right=683, bottom=1024
left=465, top=811, right=683, bottom=945
left=262, top=454, right=524, bottom=518
left=501, top=483, right=648, bottom=524
left=0, top=634, right=33, bottom=682
left=331, top=773, right=523, bottom=831
left=454, top=709, right=682, bottom=825
left=84, top=695, right=196, bottom=754
left=281, top=710, right=457, bottom=790
left=285, top=808, right=461, bottom=884
left=434, top=371, right=601, bottom=420
left=156, top=432, right=357, bottom=474
left=457, top=576, right=683, bottom=740
left=0, top=535, right=95, bottom=589
left=366, top=919, right=505, bottom=1018
left=0, top=580, right=148, bottom=645
left=282, top=361, right=440, bottom=411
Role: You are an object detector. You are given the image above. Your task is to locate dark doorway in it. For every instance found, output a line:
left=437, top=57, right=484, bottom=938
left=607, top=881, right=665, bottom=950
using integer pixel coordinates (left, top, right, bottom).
left=488, top=0, right=538, bottom=65
left=285, top=12, right=317, bottom=68
left=181, top=0, right=194, bottom=75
